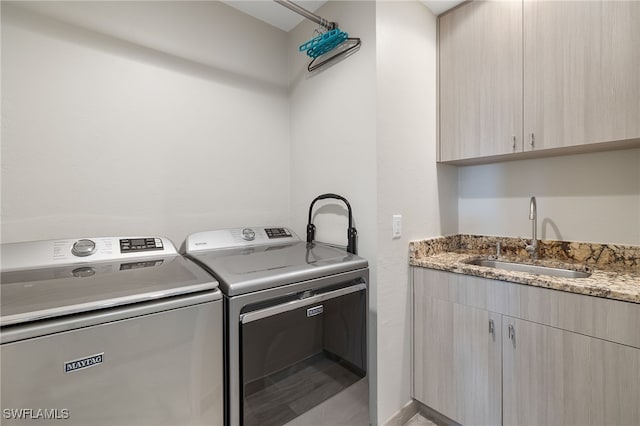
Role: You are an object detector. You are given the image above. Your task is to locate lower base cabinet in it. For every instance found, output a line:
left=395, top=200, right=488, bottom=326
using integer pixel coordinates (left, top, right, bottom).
left=413, top=268, right=640, bottom=425
left=414, top=283, right=501, bottom=425
left=503, top=316, right=640, bottom=426
left=502, top=316, right=592, bottom=425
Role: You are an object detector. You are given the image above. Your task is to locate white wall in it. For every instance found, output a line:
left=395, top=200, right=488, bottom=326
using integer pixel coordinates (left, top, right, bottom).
left=288, top=1, right=377, bottom=247
left=287, top=0, right=379, bottom=422
left=375, top=1, right=457, bottom=423
left=458, top=148, right=640, bottom=245
left=1, top=1, right=291, bottom=245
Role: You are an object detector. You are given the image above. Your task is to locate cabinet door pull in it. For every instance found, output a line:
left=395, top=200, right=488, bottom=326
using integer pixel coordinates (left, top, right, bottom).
left=508, top=324, right=516, bottom=348
left=512, top=136, right=517, bottom=150
left=530, top=133, right=535, bottom=147
left=489, top=319, right=495, bottom=339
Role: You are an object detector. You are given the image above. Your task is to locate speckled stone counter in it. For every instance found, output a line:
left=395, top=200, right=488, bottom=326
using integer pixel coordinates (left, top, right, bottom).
left=410, top=235, right=640, bottom=304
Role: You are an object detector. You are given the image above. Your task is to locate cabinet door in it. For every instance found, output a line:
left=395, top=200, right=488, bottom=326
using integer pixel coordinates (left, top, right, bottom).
left=414, top=295, right=455, bottom=417
left=439, top=0, right=523, bottom=161
left=452, top=306, right=502, bottom=425
left=503, top=316, right=640, bottom=426
left=414, top=280, right=501, bottom=425
left=524, top=0, right=640, bottom=150
left=503, top=316, right=592, bottom=425
left=590, top=336, right=640, bottom=425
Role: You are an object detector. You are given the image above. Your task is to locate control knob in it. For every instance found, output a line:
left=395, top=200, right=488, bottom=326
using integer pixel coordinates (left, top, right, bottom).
left=241, top=228, right=256, bottom=241
left=71, top=239, right=97, bottom=257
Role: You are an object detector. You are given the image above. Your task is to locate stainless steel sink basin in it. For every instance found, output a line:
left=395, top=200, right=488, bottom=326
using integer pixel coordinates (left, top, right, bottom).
left=464, top=259, right=591, bottom=279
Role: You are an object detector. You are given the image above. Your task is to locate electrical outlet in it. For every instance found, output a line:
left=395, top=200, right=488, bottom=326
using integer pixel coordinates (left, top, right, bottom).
left=392, top=215, right=402, bottom=239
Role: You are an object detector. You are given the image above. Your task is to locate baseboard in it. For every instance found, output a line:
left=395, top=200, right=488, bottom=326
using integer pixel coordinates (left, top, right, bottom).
left=415, top=400, right=460, bottom=426
left=381, top=399, right=419, bottom=426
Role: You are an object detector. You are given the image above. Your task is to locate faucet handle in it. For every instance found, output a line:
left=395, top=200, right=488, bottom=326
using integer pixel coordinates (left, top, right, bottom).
left=525, top=243, right=538, bottom=259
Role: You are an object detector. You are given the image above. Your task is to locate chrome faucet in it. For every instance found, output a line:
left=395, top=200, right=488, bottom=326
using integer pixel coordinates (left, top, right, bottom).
left=525, top=196, right=538, bottom=259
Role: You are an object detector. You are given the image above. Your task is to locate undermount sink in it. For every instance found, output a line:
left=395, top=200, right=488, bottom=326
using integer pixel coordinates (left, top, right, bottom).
left=464, top=259, right=592, bottom=279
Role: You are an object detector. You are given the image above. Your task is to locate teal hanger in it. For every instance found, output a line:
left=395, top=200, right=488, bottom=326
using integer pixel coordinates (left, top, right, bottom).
left=299, top=29, right=349, bottom=59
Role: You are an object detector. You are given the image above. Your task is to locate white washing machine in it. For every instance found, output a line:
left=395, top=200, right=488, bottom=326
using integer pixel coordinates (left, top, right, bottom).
left=1, top=236, right=223, bottom=426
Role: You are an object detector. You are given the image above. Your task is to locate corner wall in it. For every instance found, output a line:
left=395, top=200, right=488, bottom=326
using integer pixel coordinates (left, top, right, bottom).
left=288, top=0, right=379, bottom=422
left=376, top=2, right=457, bottom=423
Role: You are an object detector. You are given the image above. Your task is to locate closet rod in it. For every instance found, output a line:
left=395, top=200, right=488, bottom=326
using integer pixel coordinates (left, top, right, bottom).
left=273, top=0, right=336, bottom=30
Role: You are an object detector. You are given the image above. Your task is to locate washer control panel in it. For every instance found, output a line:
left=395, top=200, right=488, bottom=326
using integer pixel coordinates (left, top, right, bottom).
left=265, top=228, right=293, bottom=239
left=120, top=237, right=164, bottom=253
left=185, top=227, right=299, bottom=252
left=1, top=236, right=177, bottom=272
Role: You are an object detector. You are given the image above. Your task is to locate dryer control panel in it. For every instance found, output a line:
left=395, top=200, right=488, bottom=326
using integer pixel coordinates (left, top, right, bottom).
left=185, top=227, right=299, bottom=253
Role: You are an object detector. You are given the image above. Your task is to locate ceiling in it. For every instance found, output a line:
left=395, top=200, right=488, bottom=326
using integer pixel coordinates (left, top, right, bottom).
left=422, top=0, right=465, bottom=16
left=223, top=0, right=464, bottom=32
left=222, top=1, right=327, bottom=32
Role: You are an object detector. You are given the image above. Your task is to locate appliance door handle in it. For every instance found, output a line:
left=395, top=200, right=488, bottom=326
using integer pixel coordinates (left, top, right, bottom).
left=240, top=282, right=366, bottom=324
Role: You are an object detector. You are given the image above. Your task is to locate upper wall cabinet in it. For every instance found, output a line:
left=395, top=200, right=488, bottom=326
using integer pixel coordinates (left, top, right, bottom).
left=524, top=0, right=640, bottom=151
left=439, top=0, right=523, bottom=162
left=439, top=0, right=640, bottom=164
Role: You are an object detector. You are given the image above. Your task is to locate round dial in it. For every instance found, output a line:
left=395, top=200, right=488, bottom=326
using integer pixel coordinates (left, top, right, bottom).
left=241, top=228, right=256, bottom=241
left=72, top=267, right=96, bottom=277
left=71, top=239, right=97, bottom=257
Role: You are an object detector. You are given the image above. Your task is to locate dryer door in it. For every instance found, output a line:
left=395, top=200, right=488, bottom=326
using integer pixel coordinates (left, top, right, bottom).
left=239, top=281, right=366, bottom=426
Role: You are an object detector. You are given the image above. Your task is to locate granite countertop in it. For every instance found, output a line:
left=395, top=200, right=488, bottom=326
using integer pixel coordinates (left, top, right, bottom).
left=410, top=235, right=640, bottom=304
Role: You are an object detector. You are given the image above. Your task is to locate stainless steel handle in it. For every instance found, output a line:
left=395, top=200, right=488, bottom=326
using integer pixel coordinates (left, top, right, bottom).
left=240, top=282, right=366, bottom=324
left=508, top=324, right=516, bottom=348
left=530, top=133, right=535, bottom=147
left=489, top=319, right=495, bottom=338
left=512, top=136, right=517, bottom=149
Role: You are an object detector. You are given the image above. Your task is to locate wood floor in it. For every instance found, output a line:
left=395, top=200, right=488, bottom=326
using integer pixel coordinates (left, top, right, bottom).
left=244, top=353, right=364, bottom=426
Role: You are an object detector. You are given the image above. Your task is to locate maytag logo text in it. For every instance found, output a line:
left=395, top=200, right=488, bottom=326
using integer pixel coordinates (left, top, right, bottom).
left=64, top=352, right=104, bottom=373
